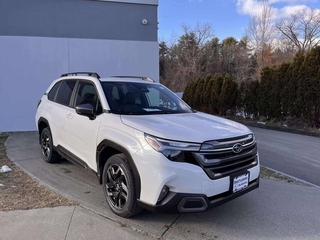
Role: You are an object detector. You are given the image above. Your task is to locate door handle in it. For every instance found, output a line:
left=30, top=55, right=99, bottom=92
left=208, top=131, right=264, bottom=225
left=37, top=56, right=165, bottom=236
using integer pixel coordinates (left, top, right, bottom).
left=67, top=113, right=73, bottom=119
left=48, top=107, right=53, bottom=111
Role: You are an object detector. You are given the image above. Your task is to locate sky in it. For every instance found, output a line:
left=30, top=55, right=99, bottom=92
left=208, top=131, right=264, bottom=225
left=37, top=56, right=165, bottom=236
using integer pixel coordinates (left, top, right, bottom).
left=158, top=0, right=320, bottom=43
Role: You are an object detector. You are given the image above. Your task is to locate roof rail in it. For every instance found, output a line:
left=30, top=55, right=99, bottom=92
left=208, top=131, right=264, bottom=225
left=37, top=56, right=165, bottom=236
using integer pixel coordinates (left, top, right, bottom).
left=112, top=76, right=155, bottom=83
left=61, top=72, right=100, bottom=78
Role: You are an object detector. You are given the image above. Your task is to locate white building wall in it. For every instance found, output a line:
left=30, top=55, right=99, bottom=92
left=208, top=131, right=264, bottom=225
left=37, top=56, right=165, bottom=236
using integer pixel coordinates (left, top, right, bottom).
left=0, top=36, right=159, bottom=132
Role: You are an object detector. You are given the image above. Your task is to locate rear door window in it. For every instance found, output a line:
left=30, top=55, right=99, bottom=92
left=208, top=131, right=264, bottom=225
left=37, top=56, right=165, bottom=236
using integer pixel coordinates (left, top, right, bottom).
left=55, top=80, right=76, bottom=106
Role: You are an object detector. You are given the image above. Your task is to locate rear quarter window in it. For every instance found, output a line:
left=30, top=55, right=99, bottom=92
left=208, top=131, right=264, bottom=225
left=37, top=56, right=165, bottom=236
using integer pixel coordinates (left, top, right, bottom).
left=47, top=81, right=62, bottom=101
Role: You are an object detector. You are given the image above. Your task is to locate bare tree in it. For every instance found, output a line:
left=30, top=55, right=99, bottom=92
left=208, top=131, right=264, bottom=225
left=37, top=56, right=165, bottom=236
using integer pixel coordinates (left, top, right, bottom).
left=177, top=23, right=214, bottom=77
left=276, top=8, right=320, bottom=53
left=233, top=37, right=256, bottom=83
left=162, top=23, right=214, bottom=91
left=181, top=23, right=214, bottom=47
left=246, top=0, right=276, bottom=79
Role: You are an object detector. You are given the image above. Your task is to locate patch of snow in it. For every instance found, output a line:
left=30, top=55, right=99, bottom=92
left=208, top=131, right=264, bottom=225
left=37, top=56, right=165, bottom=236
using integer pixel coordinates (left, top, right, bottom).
left=0, top=165, right=12, bottom=173
left=0, top=184, right=4, bottom=187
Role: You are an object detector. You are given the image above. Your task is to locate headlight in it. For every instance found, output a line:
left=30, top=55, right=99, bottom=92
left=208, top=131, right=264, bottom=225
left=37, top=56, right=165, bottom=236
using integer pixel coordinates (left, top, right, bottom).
left=145, top=134, right=200, bottom=160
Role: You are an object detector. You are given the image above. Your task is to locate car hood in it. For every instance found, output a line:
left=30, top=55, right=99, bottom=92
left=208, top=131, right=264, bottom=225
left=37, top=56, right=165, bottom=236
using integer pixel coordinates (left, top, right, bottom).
left=120, top=112, right=251, bottom=143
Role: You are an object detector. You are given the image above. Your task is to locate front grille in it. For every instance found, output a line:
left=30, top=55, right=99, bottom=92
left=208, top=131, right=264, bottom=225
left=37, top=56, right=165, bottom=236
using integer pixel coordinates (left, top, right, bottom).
left=192, top=134, right=258, bottom=180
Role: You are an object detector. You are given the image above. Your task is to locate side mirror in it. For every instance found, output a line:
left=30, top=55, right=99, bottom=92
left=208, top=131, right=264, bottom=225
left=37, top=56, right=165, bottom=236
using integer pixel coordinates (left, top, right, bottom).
left=76, top=104, right=95, bottom=119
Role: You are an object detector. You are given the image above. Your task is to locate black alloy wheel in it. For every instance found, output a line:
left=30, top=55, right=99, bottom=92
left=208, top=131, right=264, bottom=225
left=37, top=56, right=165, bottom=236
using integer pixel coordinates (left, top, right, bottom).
left=40, top=127, right=60, bottom=163
left=106, top=164, right=129, bottom=209
left=103, top=154, right=142, bottom=218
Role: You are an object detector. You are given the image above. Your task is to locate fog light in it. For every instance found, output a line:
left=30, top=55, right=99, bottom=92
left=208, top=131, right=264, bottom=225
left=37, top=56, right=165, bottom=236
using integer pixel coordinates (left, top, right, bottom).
left=157, top=186, right=169, bottom=203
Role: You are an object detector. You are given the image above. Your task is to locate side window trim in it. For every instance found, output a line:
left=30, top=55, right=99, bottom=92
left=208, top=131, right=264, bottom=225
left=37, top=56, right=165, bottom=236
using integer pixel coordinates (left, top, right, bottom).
left=70, top=80, right=80, bottom=108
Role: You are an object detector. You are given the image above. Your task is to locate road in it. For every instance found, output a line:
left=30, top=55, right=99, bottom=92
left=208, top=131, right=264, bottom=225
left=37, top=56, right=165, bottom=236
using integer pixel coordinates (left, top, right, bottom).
left=250, top=127, right=320, bottom=187
left=5, top=131, right=320, bottom=240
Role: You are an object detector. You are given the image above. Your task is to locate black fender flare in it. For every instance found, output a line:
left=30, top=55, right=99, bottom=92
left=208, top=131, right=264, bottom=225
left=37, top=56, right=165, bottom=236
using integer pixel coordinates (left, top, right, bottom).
left=96, top=140, right=141, bottom=199
left=37, top=117, right=50, bottom=144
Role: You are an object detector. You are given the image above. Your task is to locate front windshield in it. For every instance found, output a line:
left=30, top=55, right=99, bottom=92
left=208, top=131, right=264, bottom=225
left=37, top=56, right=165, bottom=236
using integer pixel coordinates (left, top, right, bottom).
left=101, top=82, right=193, bottom=115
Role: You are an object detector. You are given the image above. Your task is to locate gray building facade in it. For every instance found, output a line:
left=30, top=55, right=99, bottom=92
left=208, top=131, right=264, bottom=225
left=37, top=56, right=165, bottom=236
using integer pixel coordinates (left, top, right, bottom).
left=0, top=0, right=159, bottom=131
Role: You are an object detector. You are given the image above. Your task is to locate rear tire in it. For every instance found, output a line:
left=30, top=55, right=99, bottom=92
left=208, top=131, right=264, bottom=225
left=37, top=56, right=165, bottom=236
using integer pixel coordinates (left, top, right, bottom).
left=102, top=154, right=142, bottom=218
left=40, top=127, right=60, bottom=163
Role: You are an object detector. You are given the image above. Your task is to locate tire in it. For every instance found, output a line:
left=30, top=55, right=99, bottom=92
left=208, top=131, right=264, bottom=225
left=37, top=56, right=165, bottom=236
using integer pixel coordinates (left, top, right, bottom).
left=40, top=127, right=60, bottom=163
left=102, top=154, right=142, bottom=218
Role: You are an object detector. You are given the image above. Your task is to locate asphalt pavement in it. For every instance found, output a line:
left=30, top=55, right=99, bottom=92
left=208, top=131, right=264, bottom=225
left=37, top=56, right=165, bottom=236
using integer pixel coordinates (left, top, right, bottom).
left=2, top=131, right=320, bottom=240
left=251, top=126, right=320, bottom=186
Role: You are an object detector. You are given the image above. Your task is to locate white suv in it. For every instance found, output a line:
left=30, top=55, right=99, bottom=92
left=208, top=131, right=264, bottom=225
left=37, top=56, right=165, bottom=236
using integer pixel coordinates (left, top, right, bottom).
left=35, top=72, right=260, bottom=218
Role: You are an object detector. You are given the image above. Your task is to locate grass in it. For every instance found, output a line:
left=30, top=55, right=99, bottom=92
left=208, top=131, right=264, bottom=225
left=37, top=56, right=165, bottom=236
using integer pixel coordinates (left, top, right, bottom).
left=0, top=133, right=77, bottom=211
left=260, top=166, right=311, bottom=186
left=0, top=135, right=8, bottom=181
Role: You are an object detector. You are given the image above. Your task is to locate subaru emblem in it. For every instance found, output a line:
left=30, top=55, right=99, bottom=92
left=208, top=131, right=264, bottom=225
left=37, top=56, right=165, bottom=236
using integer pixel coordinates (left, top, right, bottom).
left=232, top=143, right=243, bottom=153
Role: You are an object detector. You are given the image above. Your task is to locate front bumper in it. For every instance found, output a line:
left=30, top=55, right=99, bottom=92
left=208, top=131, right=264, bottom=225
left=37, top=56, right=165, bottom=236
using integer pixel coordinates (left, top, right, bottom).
left=137, top=177, right=259, bottom=214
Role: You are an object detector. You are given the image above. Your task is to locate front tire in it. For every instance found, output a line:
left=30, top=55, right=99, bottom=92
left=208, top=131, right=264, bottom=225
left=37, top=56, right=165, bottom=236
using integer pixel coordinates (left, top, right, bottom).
left=102, top=154, right=142, bottom=218
left=40, top=127, right=60, bottom=163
